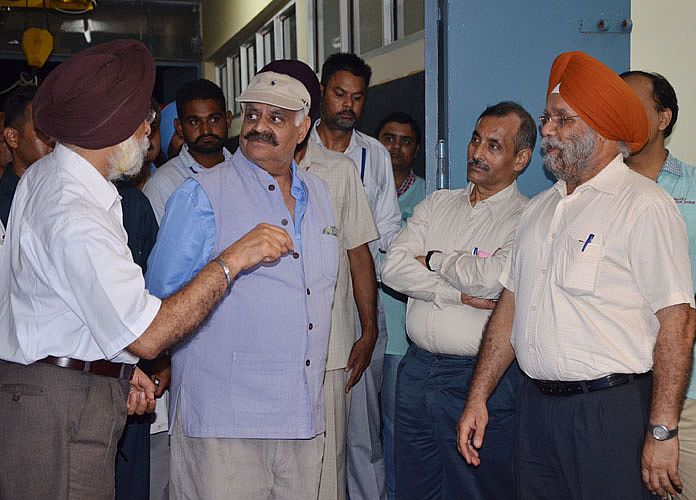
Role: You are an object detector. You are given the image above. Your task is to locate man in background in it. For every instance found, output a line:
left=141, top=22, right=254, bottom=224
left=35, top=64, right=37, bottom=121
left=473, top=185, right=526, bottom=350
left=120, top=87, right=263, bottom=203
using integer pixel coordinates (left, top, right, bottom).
left=622, top=69, right=696, bottom=499
left=376, top=110, right=425, bottom=500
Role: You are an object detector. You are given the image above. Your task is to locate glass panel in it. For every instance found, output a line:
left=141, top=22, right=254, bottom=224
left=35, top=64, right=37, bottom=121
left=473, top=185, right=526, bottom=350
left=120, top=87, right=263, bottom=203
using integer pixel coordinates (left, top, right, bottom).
left=357, top=0, right=383, bottom=53
left=263, top=30, right=274, bottom=63
left=282, top=8, right=298, bottom=59
left=402, top=0, right=424, bottom=37
left=316, top=0, right=341, bottom=66
left=246, top=43, right=256, bottom=79
left=219, top=65, right=228, bottom=105
left=232, top=55, right=242, bottom=115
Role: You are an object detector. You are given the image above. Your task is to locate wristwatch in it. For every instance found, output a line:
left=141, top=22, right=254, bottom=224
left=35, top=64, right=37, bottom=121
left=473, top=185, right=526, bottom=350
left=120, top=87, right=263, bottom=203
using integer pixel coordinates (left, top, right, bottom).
left=648, top=423, right=679, bottom=441
left=425, top=250, right=442, bottom=272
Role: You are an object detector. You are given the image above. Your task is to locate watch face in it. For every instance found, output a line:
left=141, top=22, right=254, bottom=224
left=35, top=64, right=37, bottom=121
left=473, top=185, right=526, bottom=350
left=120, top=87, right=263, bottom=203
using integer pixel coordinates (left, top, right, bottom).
left=652, top=425, right=669, bottom=440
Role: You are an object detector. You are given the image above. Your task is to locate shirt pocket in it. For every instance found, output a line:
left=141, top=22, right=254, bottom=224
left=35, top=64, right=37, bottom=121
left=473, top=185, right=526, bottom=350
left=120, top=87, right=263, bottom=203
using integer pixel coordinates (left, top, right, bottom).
left=555, top=233, right=603, bottom=295
left=318, top=232, right=340, bottom=281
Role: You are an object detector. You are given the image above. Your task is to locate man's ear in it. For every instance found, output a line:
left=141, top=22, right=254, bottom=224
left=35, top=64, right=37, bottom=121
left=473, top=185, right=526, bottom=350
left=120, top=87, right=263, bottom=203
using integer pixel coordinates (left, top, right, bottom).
left=174, top=118, right=183, bottom=137
left=513, top=148, right=531, bottom=173
left=297, top=115, right=312, bottom=144
left=657, top=108, right=673, bottom=134
left=3, top=127, right=19, bottom=150
left=225, top=110, right=233, bottom=129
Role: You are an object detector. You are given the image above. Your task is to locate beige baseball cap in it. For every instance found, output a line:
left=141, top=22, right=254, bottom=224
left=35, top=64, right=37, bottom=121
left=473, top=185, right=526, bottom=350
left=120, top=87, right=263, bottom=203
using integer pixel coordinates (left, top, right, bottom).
left=236, top=71, right=311, bottom=112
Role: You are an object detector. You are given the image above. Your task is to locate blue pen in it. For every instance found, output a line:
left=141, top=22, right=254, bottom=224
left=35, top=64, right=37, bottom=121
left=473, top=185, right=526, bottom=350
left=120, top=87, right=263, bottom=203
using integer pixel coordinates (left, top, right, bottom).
left=581, top=233, right=595, bottom=252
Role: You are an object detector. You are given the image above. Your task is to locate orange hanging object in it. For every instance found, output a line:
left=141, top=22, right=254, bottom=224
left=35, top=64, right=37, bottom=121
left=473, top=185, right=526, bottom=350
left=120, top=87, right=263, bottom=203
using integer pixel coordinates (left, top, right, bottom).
left=22, top=28, right=54, bottom=68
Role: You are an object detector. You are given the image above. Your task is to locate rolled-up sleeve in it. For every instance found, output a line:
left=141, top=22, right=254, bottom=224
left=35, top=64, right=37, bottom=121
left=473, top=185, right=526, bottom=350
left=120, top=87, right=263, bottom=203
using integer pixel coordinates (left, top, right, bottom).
left=146, top=179, right=217, bottom=298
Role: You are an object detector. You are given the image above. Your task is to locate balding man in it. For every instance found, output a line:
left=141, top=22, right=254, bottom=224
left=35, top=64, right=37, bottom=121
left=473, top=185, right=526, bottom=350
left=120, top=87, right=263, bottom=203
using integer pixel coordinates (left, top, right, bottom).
left=146, top=71, right=338, bottom=499
left=457, top=51, right=695, bottom=499
left=0, top=40, right=293, bottom=500
left=621, top=70, right=696, bottom=500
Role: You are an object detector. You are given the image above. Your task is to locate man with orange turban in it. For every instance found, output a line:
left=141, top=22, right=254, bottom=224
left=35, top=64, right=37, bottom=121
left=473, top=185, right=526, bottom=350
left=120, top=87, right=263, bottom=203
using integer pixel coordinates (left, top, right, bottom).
left=456, top=51, right=695, bottom=499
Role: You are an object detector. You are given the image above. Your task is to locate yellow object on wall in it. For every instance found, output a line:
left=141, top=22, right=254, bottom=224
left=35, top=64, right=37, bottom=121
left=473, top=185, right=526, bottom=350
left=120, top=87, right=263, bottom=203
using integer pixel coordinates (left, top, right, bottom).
left=22, top=28, right=53, bottom=68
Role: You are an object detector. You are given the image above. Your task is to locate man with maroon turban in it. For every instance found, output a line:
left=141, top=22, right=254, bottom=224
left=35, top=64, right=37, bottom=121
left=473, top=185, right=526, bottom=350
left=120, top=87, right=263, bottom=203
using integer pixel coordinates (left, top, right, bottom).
left=456, top=51, right=695, bottom=499
left=0, top=40, right=293, bottom=500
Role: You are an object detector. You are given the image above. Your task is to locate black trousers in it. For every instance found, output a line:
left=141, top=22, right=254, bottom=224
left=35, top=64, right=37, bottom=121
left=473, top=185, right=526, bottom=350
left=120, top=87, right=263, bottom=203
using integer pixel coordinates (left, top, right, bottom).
left=516, top=374, right=655, bottom=500
left=0, top=360, right=129, bottom=500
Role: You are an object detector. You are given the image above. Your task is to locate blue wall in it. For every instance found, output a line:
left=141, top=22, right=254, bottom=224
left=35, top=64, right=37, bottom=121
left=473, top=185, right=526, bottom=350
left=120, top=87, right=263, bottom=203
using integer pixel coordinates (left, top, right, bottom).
left=435, top=0, right=631, bottom=197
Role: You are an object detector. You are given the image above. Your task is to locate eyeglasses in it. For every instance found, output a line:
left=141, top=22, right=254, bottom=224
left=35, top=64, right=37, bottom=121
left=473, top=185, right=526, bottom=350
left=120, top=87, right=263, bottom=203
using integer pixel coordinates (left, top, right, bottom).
left=538, top=114, right=580, bottom=128
left=145, top=108, right=157, bottom=125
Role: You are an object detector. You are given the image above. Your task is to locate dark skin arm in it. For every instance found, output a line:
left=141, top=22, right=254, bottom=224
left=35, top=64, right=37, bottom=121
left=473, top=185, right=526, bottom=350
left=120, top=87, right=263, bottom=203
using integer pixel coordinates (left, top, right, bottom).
left=457, top=288, right=516, bottom=466
left=641, top=303, right=695, bottom=497
left=345, top=243, right=378, bottom=392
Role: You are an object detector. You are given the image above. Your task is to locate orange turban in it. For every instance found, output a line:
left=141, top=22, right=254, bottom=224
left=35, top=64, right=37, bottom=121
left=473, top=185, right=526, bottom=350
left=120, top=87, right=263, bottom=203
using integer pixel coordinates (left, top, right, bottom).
left=546, top=51, right=648, bottom=152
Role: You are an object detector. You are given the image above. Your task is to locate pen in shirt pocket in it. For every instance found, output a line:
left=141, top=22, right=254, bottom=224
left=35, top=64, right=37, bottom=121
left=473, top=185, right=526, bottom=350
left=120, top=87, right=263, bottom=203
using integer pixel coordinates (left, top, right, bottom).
left=580, top=233, right=595, bottom=252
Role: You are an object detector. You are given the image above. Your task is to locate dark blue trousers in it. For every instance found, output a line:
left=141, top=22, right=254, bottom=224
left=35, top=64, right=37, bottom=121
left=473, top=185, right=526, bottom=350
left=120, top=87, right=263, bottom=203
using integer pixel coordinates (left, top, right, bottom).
left=115, top=415, right=151, bottom=500
left=516, top=374, right=654, bottom=500
left=394, top=345, right=521, bottom=500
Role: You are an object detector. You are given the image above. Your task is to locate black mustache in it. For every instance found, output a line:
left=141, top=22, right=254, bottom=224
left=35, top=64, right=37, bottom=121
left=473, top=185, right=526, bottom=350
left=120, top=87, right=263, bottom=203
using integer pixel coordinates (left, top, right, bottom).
left=467, top=159, right=490, bottom=171
left=337, top=110, right=356, bottom=119
left=244, top=130, right=279, bottom=146
left=195, top=134, right=223, bottom=143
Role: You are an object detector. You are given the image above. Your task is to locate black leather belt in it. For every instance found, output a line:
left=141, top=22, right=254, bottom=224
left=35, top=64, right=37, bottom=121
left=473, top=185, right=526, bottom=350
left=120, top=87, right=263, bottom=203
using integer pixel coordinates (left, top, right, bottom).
left=531, top=371, right=651, bottom=396
left=37, top=356, right=135, bottom=380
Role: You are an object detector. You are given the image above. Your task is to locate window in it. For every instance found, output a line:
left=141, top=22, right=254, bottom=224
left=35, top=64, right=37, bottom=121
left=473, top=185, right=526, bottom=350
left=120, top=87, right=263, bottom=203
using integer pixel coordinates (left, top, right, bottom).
left=232, top=55, right=242, bottom=115
left=279, top=5, right=298, bottom=59
left=397, top=0, right=425, bottom=39
left=257, top=24, right=275, bottom=67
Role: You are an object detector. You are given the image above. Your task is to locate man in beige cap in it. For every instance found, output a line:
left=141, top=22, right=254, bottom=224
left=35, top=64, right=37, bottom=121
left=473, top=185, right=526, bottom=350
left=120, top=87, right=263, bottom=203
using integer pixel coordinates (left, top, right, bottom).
left=146, top=71, right=339, bottom=499
left=0, top=40, right=294, bottom=500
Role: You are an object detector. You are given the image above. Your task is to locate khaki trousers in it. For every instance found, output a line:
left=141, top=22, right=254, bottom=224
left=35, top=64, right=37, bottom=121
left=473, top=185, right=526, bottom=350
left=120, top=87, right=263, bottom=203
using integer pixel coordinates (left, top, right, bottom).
left=170, top=401, right=325, bottom=500
left=318, top=368, right=351, bottom=500
left=0, top=360, right=129, bottom=500
left=680, top=398, right=696, bottom=500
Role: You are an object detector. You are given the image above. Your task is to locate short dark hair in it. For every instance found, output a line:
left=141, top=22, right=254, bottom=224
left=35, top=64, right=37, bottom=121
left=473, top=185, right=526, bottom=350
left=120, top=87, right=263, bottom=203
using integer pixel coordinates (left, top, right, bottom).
left=3, top=86, right=37, bottom=130
left=620, top=70, right=678, bottom=138
left=376, top=111, right=421, bottom=146
left=320, top=53, right=372, bottom=89
left=477, top=101, right=537, bottom=158
left=175, top=79, right=226, bottom=119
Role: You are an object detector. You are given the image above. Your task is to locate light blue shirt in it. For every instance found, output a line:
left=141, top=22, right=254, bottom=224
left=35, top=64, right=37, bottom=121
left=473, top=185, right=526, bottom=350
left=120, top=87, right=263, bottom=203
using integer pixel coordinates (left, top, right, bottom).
left=146, top=149, right=338, bottom=438
left=656, top=152, right=696, bottom=399
left=382, top=175, right=426, bottom=356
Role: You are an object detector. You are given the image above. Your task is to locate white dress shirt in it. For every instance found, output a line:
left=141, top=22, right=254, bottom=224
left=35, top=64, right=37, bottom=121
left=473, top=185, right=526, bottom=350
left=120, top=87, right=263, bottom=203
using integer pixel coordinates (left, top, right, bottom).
left=382, top=182, right=528, bottom=356
left=501, top=155, right=695, bottom=380
left=311, top=122, right=401, bottom=280
left=0, top=144, right=161, bottom=365
left=143, top=144, right=232, bottom=223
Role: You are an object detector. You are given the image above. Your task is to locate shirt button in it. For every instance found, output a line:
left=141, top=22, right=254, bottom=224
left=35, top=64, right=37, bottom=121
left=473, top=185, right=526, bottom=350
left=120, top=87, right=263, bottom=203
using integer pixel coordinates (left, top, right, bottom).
left=531, top=306, right=537, bottom=312
left=541, top=269, right=547, bottom=275
left=268, top=184, right=276, bottom=191
left=309, top=323, right=314, bottom=330
left=281, top=218, right=288, bottom=226
left=551, top=233, right=556, bottom=239
left=306, top=288, right=311, bottom=295
left=293, top=252, right=300, bottom=259
left=306, top=360, right=311, bottom=367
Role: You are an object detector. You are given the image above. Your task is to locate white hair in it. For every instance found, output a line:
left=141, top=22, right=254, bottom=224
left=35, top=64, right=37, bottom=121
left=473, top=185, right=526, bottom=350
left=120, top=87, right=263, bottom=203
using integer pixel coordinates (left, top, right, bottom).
left=106, top=133, right=149, bottom=181
left=618, top=141, right=631, bottom=159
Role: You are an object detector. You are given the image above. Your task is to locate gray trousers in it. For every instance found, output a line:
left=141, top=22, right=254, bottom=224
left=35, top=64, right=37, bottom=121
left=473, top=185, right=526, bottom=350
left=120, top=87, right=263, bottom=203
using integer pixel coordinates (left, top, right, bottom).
left=346, top=295, right=387, bottom=500
left=0, top=359, right=129, bottom=500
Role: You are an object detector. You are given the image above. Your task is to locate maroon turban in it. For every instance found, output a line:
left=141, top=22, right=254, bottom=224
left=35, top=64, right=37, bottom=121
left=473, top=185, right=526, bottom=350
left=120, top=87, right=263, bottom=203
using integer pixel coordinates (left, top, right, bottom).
left=33, top=39, right=155, bottom=150
left=547, top=51, right=649, bottom=153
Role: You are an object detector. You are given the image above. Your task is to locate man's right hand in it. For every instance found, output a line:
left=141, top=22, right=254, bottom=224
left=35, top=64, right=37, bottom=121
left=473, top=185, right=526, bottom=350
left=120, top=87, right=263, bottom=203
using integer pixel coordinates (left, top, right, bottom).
left=456, top=399, right=489, bottom=466
left=461, top=293, right=497, bottom=310
left=218, top=223, right=294, bottom=276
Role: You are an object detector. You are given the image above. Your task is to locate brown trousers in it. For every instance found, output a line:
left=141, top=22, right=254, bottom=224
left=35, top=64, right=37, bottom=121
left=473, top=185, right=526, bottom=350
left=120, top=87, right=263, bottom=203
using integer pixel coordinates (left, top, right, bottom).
left=0, top=360, right=130, bottom=500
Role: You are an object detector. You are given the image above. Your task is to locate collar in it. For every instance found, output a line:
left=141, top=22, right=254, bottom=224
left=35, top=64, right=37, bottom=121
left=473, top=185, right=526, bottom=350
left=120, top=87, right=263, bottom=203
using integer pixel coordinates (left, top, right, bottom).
left=397, top=171, right=417, bottom=197
left=659, top=150, right=683, bottom=177
left=54, top=143, right=120, bottom=211
left=553, top=153, right=625, bottom=197
left=179, top=143, right=233, bottom=174
left=311, top=119, right=358, bottom=154
left=467, top=180, right=522, bottom=216
left=234, top=148, right=307, bottom=201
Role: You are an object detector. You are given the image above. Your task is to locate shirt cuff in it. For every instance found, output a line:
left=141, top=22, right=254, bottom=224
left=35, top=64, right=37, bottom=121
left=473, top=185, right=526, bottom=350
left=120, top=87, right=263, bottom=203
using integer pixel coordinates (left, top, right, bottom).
left=429, top=252, right=446, bottom=273
left=433, top=282, right=461, bottom=309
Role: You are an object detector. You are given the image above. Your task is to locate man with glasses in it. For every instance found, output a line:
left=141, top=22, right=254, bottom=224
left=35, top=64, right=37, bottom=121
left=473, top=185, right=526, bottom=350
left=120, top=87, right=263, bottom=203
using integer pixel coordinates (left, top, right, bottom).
left=457, top=51, right=695, bottom=500
left=144, top=79, right=232, bottom=223
left=0, top=40, right=293, bottom=500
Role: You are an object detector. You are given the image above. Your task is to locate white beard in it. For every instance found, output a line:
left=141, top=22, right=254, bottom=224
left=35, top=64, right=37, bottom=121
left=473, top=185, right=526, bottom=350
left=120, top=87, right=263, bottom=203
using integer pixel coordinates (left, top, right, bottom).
left=106, top=133, right=150, bottom=181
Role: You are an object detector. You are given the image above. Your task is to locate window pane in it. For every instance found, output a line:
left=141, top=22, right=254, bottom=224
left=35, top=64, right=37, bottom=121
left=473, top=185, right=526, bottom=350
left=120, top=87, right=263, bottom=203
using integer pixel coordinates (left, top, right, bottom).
left=282, top=9, right=297, bottom=59
left=316, top=0, right=341, bottom=65
left=402, top=0, right=424, bottom=37
left=246, top=44, right=256, bottom=78
left=233, top=56, right=242, bottom=115
left=220, top=65, right=228, bottom=106
left=356, top=0, right=383, bottom=53
left=263, top=30, right=274, bottom=63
